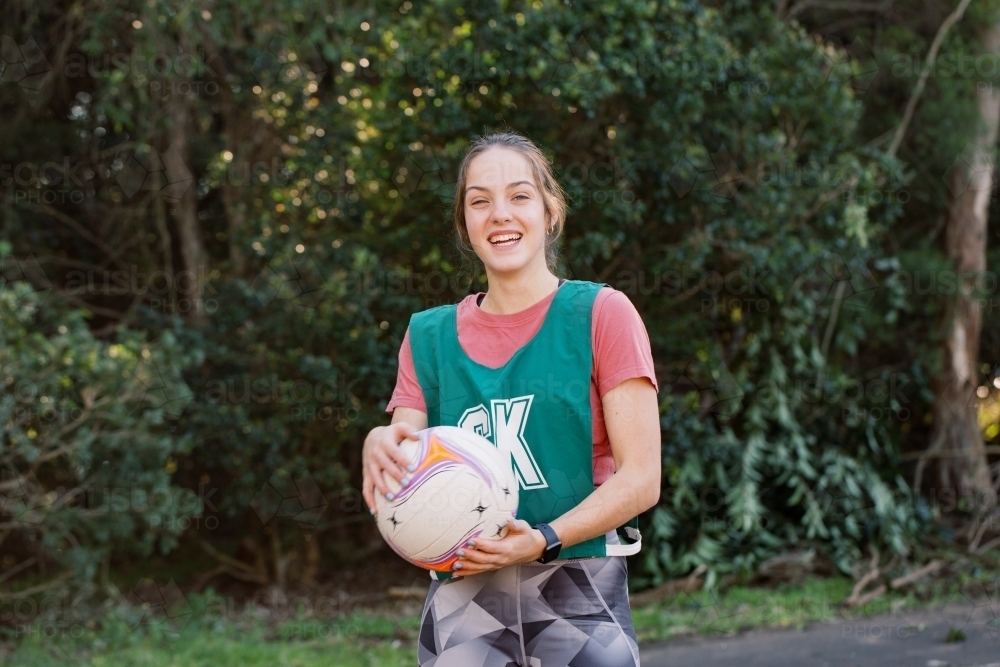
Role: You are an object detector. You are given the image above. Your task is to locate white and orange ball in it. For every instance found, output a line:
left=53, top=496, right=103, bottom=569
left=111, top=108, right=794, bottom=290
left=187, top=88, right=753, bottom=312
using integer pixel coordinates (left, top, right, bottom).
left=374, top=426, right=518, bottom=572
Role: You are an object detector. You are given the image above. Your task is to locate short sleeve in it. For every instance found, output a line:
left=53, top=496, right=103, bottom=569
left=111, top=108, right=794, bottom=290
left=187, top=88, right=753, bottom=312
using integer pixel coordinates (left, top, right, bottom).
left=385, top=327, right=427, bottom=414
left=592, top=288, right=658, bottom=397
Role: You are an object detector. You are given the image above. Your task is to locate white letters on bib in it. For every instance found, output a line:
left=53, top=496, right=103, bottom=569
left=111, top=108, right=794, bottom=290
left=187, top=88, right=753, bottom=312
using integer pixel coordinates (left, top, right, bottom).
left=457, top=395, right=548, bottom=490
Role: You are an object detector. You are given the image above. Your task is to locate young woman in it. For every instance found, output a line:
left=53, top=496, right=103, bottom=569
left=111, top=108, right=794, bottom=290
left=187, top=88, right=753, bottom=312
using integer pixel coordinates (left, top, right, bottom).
left=361, top=131, right=661, bottom=667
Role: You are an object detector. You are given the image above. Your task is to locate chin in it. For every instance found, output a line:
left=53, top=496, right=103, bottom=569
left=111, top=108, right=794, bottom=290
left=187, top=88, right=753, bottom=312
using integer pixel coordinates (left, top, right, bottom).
left=484, top=261, right=528, bottom=277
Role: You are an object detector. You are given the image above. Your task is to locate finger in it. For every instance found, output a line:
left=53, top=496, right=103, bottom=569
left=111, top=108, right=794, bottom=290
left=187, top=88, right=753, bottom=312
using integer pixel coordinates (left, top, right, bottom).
left=368, top=462, right=392, bottom=498
left=375, top=451, right=406, bottom=483
left=386, top=440, right=415, bottom=473
left=464, top=537, right=502, bottom=553
left=394, top=422, right=420, bottom=441
left=451, top=561, right=495, bottom=576
left=456, top=547, right=501, bottom=564
left=467, top=522, right=519, bottom=551
left=456, top=553, right=506, bottom=572
left=380, top=442, right=409, bottom=474
left=466, top=539, right=506, bottom=554
left=362, top=476, right=376, bottom=515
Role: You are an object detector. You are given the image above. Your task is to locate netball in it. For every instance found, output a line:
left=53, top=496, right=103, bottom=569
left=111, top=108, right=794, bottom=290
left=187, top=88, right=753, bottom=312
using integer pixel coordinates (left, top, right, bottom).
left=374, top=426, right=518, bottom=572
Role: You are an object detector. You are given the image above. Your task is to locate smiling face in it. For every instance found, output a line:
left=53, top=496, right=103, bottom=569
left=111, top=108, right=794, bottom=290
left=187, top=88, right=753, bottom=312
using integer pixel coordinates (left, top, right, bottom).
left=462, top=147, right=551, bottom=277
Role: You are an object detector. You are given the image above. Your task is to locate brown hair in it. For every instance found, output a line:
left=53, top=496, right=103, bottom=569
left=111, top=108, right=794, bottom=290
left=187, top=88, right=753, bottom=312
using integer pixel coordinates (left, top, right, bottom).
left=452, top=130, right=567, bottom=273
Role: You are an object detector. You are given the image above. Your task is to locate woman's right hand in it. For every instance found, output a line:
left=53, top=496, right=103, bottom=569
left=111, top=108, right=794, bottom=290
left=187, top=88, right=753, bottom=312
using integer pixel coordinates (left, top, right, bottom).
left=362, top=420, right=421, bottom=515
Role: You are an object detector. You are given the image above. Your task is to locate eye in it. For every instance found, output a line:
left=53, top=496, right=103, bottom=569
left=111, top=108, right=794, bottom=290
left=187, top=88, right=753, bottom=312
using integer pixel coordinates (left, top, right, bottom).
left=513, top=194, right=529, bottom=201
left=470, top=198, right=487, bottom=205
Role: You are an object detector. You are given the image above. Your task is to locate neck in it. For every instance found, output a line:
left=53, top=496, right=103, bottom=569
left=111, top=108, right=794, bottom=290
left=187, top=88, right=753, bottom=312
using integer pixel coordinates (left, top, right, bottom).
left=480, top=262, right=560, bottom=315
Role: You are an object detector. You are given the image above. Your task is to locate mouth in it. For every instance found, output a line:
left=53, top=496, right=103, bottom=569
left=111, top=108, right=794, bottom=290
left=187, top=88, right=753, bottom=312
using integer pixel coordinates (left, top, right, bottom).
left=488, top=232, right=523, bottom=248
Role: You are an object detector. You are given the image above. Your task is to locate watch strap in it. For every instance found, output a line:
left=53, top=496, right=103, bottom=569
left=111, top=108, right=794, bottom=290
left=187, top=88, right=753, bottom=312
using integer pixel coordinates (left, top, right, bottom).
left=534, top=523, right=562, bottom=563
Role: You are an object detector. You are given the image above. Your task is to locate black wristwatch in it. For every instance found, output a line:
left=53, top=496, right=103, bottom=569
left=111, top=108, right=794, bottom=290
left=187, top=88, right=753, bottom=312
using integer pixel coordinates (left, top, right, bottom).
left=534, top=523, right=562, bottom=564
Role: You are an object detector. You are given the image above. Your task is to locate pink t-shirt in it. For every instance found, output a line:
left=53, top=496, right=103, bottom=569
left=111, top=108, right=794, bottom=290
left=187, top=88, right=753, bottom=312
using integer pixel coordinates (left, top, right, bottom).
left=386, top=284, right=658, bottom=486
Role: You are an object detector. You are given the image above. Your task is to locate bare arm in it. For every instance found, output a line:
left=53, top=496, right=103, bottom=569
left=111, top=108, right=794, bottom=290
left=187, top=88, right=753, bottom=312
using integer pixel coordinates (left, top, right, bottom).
left=547, top=376, right=662, bottom=549
left=391, top=406, right=428, bottom=430
left=455, top=376, right=661, bottom=575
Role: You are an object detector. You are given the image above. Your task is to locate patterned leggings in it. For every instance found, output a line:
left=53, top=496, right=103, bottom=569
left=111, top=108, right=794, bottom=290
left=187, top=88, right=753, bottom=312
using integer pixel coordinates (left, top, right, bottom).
left=417, top=556, right=640, bottom=667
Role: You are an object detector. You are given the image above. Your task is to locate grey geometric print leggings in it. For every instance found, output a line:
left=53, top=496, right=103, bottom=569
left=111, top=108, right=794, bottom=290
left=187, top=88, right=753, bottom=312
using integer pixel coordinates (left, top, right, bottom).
left=418, top=556, right=640, bottom=667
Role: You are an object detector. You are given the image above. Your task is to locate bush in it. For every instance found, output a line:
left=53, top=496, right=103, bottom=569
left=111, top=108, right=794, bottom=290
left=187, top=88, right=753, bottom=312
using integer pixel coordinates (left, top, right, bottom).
left=0, top=261, right=200, bottom=598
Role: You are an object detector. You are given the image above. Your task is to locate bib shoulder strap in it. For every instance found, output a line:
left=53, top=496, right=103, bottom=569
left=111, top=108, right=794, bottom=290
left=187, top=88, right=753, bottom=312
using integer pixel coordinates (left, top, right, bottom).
left=410, top=303, right=457, bottom=337
left=408, top=304, right=458, bottom=369
left=408, top=304, right=459, bottom=426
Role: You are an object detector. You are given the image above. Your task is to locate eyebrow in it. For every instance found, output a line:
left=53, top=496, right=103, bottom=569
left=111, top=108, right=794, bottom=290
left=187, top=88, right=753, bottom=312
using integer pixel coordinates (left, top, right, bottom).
left=466, top=180, right=537, bottom=193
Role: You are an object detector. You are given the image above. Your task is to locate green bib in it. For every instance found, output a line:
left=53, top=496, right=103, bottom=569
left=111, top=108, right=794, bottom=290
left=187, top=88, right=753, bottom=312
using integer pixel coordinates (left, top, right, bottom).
left=409, top=280, right=638, bottom=577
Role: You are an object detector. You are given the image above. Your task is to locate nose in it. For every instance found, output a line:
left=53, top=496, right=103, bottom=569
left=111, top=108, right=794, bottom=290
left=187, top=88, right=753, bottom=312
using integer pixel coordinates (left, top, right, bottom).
left=491, top=197, right=513, bottom=224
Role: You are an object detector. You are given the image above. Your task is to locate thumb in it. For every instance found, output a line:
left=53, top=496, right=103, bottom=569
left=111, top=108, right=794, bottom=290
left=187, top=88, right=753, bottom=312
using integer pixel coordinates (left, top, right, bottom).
left=395, top=421, right=419, bottom=440
left=508, top=518, right=532, bottom=534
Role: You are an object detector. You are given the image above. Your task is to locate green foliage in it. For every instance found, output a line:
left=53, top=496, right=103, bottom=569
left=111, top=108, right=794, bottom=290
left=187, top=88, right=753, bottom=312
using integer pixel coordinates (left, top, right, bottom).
left=11, top=0, right=1000, bottom=602
left=0, top=270, right=200, bottom=592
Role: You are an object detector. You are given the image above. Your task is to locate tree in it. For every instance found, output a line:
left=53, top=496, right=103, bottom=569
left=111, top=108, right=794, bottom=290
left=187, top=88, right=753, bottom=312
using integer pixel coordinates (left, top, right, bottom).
left=2, top=0, right=947, bottom=598
left=784, top=0, right=1000, bottom=537
left=919, top=16, right=1000, bottom=513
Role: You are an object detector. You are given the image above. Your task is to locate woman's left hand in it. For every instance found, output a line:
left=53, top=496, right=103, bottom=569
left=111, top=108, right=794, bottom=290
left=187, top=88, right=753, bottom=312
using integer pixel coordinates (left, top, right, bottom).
left=451, top=519, right=546, bottom=576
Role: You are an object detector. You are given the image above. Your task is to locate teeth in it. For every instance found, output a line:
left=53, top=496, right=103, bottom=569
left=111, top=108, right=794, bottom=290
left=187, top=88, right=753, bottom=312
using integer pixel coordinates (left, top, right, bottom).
left=489, top=233, right=521, bottom=244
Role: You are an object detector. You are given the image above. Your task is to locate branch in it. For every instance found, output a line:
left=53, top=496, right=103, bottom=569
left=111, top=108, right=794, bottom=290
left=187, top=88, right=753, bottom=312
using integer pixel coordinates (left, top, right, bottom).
left=976, top=534, right=1000, bottom=554
left=0, top=557, right=37, bottom=586
left=820, top=280, right=848, bottom=361
left=17, top=203, right=129, bottom=270
left=844, top=546, right=881, bottom=608
left=787, top=0, right=894, bottom=20
left=630, top=564, right=707, bottom=607
left=190, top=564, right=227, bottom=593
left=0, top=570, right=73, bottom=601
left=913, top=424, right=947, bottom=493
left=903, top=446, right=1000, bottom=460
left=968, top=514, right=998, bottom=552
left=844, top=553, right=942, bottom=608
left=0, top=472, right=28, bottom=492
left=887, top=0, right=975, bottom=156
left=193, top=562, right=266, bottom=587
left=794, top=176, right=859, bottom=224
left=33, top=441, right=82, bottom=464
left=51, top=288, right=133, bottom=320
left=199, top=539, right=269, bottom=584
left=29, top=255, right=115, bottom=273
left=97, top=141, right=137, bottom=160
left=890, top=560, right=942, bottom=588
left=851, top=583, right=888, bottom=608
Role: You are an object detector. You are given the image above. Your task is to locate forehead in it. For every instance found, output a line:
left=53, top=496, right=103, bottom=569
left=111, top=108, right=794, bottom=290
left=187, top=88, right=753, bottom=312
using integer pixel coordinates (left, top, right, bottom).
left=466, top=147, right=536, bottom=186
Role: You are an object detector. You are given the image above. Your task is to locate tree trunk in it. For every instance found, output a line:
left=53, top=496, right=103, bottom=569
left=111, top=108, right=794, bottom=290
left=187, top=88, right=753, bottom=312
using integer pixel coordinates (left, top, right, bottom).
left=220, top=159, right=248, bottom=276
left=200, top=35, right=249, bottom=276
left=270, top=528, right=288, bottom=586
left=302, top=532, right=320, bottom=585
left=161, top=31, right=208, bottom=323
left=924, top=21, right=1000, bottom=513
left=165, top=36, right=207, bottom=324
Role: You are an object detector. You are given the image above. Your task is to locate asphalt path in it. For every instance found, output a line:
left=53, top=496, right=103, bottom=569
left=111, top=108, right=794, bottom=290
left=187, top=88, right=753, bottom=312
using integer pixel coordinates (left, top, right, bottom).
left=639, top=602, right=999, bottom=667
